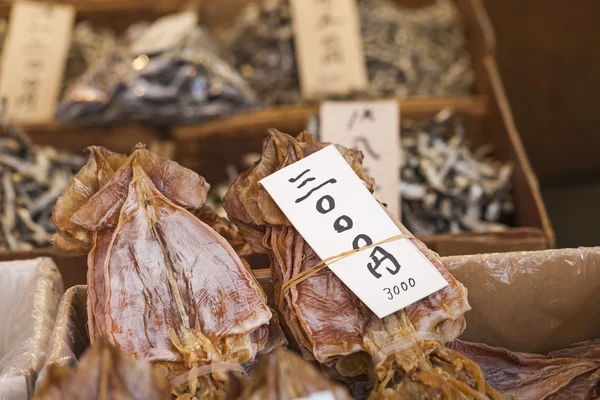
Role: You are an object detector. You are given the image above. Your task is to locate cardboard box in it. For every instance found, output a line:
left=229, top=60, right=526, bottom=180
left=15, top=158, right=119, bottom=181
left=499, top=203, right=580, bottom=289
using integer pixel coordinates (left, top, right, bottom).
left=44, top=247, right=600, bottom=368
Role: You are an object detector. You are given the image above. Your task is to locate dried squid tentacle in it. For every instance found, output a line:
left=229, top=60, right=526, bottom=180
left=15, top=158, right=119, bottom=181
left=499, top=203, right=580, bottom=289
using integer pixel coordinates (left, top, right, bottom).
left=364, top=313, right=505, bottom=400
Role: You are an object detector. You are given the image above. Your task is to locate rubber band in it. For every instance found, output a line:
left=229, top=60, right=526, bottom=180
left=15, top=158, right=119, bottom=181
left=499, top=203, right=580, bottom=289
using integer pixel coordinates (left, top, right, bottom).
left=371, top=332, right=441, bottom=368
left=278, top=233, right=437, bottom=309
left=170, top=362, right=245, bottom=387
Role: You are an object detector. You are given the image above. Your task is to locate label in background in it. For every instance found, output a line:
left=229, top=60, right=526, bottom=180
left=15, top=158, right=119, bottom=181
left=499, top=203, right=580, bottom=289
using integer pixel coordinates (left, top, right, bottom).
left=289, top=0, right=368, bottom=98
left=0, top=1, right=75, bottom=123
left=260, top=145, right=448, bottom=319
left=320, top=100, right=401, bottom=218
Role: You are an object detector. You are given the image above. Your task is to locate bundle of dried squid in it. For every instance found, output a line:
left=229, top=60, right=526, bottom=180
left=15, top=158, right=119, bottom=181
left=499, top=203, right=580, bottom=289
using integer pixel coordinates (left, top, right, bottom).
left=58, top=13, right=259, bottom=124
left=52, top=144, right=285, bottom=399
left=221, top=0, right=474, bottom=105
left=400, top=109, right=514, bottom=235
left=223, top=130, right=503, bottom=399
left=230, top=347, right=352, bottom=400
left=0, top=124, right=84, bottom=251
left=34, top=341, right=170, bottom=400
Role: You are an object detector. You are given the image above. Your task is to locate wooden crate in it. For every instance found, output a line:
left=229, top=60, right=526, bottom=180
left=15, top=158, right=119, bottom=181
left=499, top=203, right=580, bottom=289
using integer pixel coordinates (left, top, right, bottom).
left=173, top=55, right=554, bottom=256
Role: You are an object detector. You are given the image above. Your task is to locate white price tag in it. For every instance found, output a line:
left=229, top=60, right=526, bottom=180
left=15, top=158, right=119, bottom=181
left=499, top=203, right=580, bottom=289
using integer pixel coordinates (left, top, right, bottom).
left=289, top=0, right=368, bottom=98
left=260, top=146, right=447, bottom=319
left=320, top=100, right=401, bottom=218
left=0, top=0, right=75, bottom=123
left=296, top=391, right=336, bottom=400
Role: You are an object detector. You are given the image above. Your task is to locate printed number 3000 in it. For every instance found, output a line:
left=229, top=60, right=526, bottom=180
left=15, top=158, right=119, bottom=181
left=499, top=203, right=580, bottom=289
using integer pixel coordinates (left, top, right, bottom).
left=383, top=278, right=416, bottom=300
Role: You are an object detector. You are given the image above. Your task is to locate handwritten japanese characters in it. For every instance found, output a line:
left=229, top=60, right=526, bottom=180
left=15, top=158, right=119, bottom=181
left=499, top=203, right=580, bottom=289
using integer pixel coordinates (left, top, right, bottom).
left=289, top=0, right=367, bottom=97
left=261, top=145, right=447, bottom=318
left=320, top=101, right=400, bottom=218
left=289, top=167, right=400, bottom=280
left=0, top=1, right=75, bottom=122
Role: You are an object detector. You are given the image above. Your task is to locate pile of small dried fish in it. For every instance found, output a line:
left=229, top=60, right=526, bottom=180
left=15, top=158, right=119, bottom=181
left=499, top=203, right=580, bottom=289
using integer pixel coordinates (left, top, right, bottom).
left=223, top=130, right=503, bottom=399
left=222, top=0, right=474, bottom=105
left=61, top=22, right=117, bottom=95
left=52, top=144, right=285, bottom=399
left=400, top=109, right=514, bottom=235
left=0, top=125, right=84, bottom=251
left=58, top=13, right=260, bottom=124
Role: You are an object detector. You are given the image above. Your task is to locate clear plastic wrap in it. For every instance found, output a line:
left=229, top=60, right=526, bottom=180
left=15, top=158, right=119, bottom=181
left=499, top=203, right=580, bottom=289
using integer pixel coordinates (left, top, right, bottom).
left=58, top=12, right=260, bottom=124
left=36, top=286, right=88, bottom=386
left=0, top=258, right=64, bottom=400
left=444, top=247, right=600, bottom=353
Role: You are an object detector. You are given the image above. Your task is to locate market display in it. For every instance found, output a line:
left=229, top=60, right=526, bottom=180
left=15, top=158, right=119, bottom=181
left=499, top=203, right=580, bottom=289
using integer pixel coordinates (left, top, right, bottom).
left=223, top=129, right=502, bottom=398
left=34, top=341, right=171, bottom=400
left=222, top=0, right=474, bottom=105
left=51, top=144, right=286, bottom=399
left=399, top=110, right=514, bottom=235
left=195, top=109, right=514, bottom=236
left=449, top=340, right=600, bottom=400
left=231, top=347, right=352, bottom=400
left=58, top=13, right=259, bottom=124
left=0, top=0, right=573, bottom=398
left=0, top=124, right=85, bottom=251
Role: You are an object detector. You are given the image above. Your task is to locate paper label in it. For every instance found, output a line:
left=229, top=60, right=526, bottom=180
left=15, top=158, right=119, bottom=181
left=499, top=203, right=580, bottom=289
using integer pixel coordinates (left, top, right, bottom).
left=260, top=146, right=448, bottom=319
left=289, top=0, right=368, bottom=98
left=296, top=391, right=336, bottom=400
left=130, top=12, right=197, bottom=55
left=320, top=101, right=401, bottom=218
left=0, top=1, right=75, bottom=123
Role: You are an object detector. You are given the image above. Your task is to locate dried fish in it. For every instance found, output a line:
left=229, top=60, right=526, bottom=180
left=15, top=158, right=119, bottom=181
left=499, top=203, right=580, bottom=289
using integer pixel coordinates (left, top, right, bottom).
left=61, top=21, right=118, bottom=96
left=222, top=0, right=474, bottom=106
left=58, top=13, right=259, bottom=124
left=52, top=144, right=286, bottom=399
left=0, top=125, right=84, bottom=251
left=307, top=109, right=514, bottom=235
left=34, top=341, right=171, bottom=400
left=398, top=110, right=514, bottom=235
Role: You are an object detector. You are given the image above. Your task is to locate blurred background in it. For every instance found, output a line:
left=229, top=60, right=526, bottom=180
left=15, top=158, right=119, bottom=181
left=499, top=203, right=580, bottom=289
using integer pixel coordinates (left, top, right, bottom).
left=485, top=0, right=600, bottom=248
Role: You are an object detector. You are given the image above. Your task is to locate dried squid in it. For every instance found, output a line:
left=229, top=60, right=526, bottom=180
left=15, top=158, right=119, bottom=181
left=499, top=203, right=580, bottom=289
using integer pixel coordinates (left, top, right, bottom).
left=34, top=341, right=170, bottom=400
left=449, top=339, right=600, bottom=400
left=223, top=130, right=501, bottom=398
left=230, top=347, right=352, bottom=400
left=52, top=144, right=285, bottom=399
